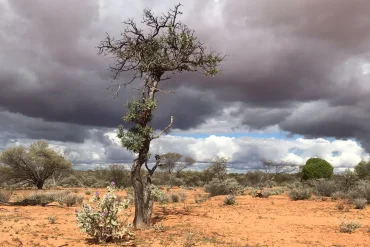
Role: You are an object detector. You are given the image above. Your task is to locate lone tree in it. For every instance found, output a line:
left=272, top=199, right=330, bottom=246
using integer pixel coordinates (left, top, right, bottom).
left=159, top=152, right=196, bottom=177
left=0, top=141, right=72, bottom=189
left=205, top=156, right=229, bottom=182
left=301, top=158, right=334, bottom=180
left=98, top=4, right=223, bottom=229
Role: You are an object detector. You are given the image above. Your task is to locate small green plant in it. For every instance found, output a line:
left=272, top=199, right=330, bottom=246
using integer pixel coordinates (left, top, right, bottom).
left=352, top=198, right=367, bottom=209
left=152, top=223, right=168, bottom=232
left=288, top=187, right=312, bottom=200
left=151, top=186, right=169, bottom=204
left=0, top=189, right=13, bottom=203
left=339, top=220, right=361, bottom=233
left=47, top=216, right=56, bottom=224
left=223, top=194, right=236, bottom=205
left=85, top=190, right=91, bottom=195
left=75, top=182, right=133, bottom=243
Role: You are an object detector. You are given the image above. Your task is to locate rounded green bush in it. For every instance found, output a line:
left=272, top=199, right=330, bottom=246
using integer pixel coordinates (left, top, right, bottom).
left=302, top=158, right=333, bottom=180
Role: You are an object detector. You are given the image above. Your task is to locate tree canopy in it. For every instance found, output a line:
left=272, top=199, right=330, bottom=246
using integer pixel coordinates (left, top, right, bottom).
left=0, top=140, right=72, bottom=189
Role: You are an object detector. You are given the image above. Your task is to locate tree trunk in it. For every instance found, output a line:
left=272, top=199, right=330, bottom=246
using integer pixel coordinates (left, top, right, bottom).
left=131, top=159, right=148, bottom=229
left=36, top=181, right=44, bottom=190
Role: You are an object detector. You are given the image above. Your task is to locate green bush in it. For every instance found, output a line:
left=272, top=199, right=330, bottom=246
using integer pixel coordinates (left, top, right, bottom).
left=223, top=194, right=236, bottom=205
left=301, top=158, right=333, bottom=180
left=151, top=186, right=169, bottom=204
left=204, top=178, right=243, bottom=197
left=75, top=183, right=132, bottom=243
left=288, top=187, right=312, bottom=200
left=314, top=179, right=340, bottom=197
left=0, top=189, right=13, bottom=203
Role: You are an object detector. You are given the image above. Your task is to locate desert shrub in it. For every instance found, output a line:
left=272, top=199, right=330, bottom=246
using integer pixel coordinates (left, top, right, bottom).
left=223, top=194, right=236, bottom=205
left=60, top=176, right=83, bottom=187
left=85, top=190, right=91, bottom=195
left=314, top=179, right=340, bottom=197
left=289, top=187, right=312, bottom=200
left=336, top=202, right=345, bottom=211
left=204, top=178, right=243, bottom=197
left=15, top=190, right=71, bottom=206
left=268, top=187, right=285, bottom=196
left=170, top=193, right=179, bottom=203
left=339, top=220, right=361, bottom=233
left=352, top=198, right=367, bottom=209
left=194, top=193, right=209, bottom=204
left=151, top=186, right=169, bottom=204
left=178, top=192, right=187, bottom=202
left=75, top=183, right=132, bottom=243
left=47, top=216, right=56, bottom=224
left=332, top=191, right=346, bottom=201
left=0, top=189, right=13, bottom=203
left=170, top=177, right=185, bottom=187
left=346, top=180, right=370, bottom=202
left=337, top=169, right=358, bottom=191
left=247, top=188, right=259, bottom=197
left=261, top=190, right=271, bottom=198
left=58, top=194, right=84, bottom=207
left=302, top=158, right=333, bottom=180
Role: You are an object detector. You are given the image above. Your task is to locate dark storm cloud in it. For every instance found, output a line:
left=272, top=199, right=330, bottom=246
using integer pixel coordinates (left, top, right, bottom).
left=1, top=0, right=370, bottom=150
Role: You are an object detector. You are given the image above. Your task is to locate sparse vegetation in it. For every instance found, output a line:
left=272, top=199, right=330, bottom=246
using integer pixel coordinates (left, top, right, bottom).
left=289, top=187, right=312, bottom=200
left=339, top=220, right=361, bottom=233
left=223, top=194, right=236, bottom=205
left=0, top=189, right=13, bottom=203
left=352, top=198, right=367, bottom=209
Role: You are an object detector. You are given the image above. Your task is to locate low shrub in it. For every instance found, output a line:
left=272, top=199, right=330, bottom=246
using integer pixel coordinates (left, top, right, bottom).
left=223, top=194, right=236, bottom=205
left=75, top=183, right=133, bottom=243
left=15, top=191, right=71, bottom=206
left=0, top=189, right=13, bottom=203
left=178, top=192, right=187, bottom=202
left=314, top=179, right=340, bottom=197
left=151, top=186, right=169, bottom=204
left=352, top=198, right=367, bottom=209
left=339, top=220, right=361, bottom=233
left=288, top=187, right=312, bottom=201
left=58, top=194, right=84, bottom=207
left=170, top=193, right=179, bottom=203
left=331, top=191, right=346, bottom=201
left=268, top=187, right=285, bottom=196
left=47, top=216, right=56, bottom=224
left=204, top=178, right=243, bottom=197
left=346, top=180, right=370, bottom=202
left=194, top=193, right=209, bottom=204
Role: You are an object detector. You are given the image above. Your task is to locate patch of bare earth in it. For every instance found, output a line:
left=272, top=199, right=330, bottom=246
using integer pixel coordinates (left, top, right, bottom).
left=0, top=188, right=369, bottom=247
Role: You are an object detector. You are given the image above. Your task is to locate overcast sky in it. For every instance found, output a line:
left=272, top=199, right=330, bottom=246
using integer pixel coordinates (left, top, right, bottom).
left=1, top=0, right=370, bottom=171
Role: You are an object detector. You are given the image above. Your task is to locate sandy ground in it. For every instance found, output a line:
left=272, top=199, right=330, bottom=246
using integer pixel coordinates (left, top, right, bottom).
left=0, top=187, right=369, bottom=247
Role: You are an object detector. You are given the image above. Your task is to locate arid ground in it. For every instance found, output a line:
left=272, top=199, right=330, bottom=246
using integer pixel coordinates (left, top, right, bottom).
left=0, top=187, right=369, bottom=247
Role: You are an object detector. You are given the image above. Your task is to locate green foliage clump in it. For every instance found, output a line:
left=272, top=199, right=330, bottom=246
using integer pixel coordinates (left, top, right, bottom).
left=223, top=194, right=236, bottom=205
left=288, top=187, right=312, bottom=200
left=75, top=183, right=132, bottom=243
left=151, top=186, right=169, bottom=204
left=354, top=160, right=370, bottom=180
left=301, top=158, right=333, bottom=180
left=204, top=178, right=243, bottom=197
